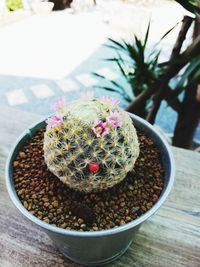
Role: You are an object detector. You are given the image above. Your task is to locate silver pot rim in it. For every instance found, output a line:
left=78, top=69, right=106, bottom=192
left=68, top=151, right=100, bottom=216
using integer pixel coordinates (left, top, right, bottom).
left=5, top=113, right=175, bottom=237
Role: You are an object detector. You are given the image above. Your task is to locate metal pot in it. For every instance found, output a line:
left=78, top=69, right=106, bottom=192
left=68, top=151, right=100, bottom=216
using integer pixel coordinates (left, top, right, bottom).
left=5, top=113, right=175, bottom=266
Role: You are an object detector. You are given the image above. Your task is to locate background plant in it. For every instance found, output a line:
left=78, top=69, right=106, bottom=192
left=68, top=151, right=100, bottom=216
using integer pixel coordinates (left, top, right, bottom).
left=95, top=0, right=200, bottom=149
left=5, top=0, right=23, bottom=11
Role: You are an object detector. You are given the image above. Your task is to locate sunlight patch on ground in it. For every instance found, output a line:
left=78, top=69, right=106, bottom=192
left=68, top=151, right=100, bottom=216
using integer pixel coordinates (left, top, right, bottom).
left=0, top=11, right=106, bottom=80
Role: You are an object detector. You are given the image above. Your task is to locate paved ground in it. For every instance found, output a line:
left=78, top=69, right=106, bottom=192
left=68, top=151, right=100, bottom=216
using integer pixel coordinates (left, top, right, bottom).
left=0, top=0, right=199, bottom=140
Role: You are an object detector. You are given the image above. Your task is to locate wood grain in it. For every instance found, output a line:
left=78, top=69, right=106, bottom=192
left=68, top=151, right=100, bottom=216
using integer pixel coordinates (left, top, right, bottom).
left=0, top=107, right=199, bottom=267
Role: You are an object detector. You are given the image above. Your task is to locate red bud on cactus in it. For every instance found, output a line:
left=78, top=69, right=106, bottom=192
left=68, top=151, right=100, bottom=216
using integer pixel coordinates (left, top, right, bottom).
left=89, top=162, right=100, bottom=173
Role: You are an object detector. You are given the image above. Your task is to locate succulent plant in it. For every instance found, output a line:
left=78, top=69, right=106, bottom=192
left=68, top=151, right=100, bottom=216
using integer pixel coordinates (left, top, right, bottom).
left=43, top=97, right=140, bottom=193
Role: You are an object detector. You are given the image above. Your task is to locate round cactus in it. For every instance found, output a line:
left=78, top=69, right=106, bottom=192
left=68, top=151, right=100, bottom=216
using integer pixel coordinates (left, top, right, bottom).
left=43, top=97, right=140, bottom=193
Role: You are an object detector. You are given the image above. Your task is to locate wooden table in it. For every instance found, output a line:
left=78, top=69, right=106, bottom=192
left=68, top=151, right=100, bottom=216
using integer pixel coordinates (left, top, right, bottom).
left=0, top=107, right=199, bottom=267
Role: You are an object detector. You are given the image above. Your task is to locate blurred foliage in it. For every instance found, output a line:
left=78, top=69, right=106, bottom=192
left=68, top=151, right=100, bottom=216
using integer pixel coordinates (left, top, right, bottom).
left=50, top=0, right=73, bottom=10
left=93, top=21, right=179, bottom=118
left=104, top=24, right=161, bottom=117
left=175, top=0, right=200, bottom=14
left=6, top=0, right=23, bottom=11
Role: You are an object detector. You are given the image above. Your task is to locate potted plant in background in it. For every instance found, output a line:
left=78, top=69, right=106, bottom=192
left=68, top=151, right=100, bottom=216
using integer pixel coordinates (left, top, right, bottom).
left=6, top=96, right=174, bottom=265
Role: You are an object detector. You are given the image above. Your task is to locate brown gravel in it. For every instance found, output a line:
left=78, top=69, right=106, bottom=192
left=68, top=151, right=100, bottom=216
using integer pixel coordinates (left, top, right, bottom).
left=13, top=128, right=164, bottom=231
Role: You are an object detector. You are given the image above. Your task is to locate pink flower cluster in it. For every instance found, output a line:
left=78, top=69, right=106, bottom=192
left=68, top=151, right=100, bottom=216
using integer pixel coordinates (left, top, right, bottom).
left=106, top=111, right=122, bottom=128
left=47, top=98, right=65, bottom=128
left=92, top=120, right=109, bottom=137
left=46, top=115, right=63, bottom=128
left=101, top=96, right=120, bottom=106
left=92, top=111, right=122, bottom=137
left=52, top=98, right=65, bottom=110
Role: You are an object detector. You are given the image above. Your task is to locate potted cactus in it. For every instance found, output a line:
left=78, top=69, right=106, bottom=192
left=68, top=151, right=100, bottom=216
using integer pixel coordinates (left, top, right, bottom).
left=6, top=96, right=174, bottom=266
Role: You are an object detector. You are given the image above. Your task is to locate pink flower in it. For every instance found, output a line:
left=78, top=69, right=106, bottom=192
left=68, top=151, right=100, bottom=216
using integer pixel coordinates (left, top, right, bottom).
left=52, top=98, right=65, bottom=110
left=46, top=115, right=63, bottom=128
left=106, top=111, right=122, bottom=129
left=80, top=90, right=94, bottom=99
left=101, top=96, right=120, bottom=106
left=92, top=120, right=109, bottom=137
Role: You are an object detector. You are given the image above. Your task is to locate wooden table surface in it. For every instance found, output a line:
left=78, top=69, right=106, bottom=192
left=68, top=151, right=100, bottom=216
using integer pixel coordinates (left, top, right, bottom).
left=0, top=107, right=200, bottom=267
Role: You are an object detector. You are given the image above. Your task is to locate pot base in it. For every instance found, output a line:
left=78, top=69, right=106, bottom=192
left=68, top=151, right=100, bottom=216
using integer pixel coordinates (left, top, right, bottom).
left=58, top=240, right=132, bottom=266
